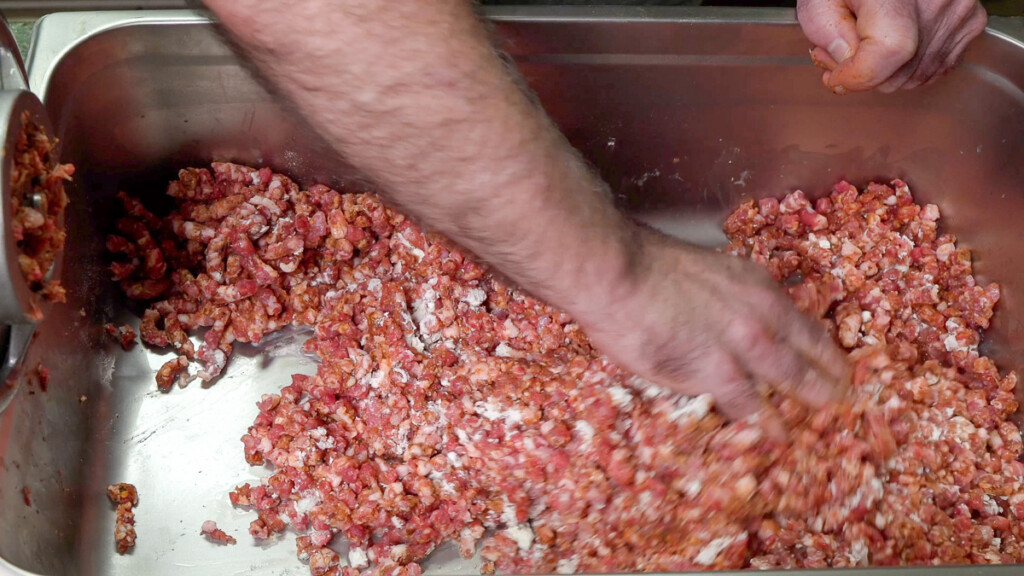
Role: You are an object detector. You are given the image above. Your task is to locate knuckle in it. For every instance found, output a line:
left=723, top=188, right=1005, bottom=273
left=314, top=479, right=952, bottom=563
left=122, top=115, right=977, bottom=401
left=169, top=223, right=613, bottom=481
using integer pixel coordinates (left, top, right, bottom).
left=648, top=337, right=705, bottom=384
left=795, top=0, right=829, bottom=25
left=726, top=319, right=772, bottom=354
left=882, top=34, right=918, bottom=62
left=714, top=381, right=760, bottom=411
left=771, top=351, right=810, bottom=385
left=776, top=366, right=815, bottom=396
left=970, top=9, right=988, bottom=34
left=946, top=0, right=976, bottom=22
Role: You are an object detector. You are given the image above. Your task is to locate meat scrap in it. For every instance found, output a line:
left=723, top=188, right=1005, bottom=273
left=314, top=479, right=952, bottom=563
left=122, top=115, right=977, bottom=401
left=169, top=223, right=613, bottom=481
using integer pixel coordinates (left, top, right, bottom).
left=200, top=520, right=237, bottom=545
left=11, top=111, right=74, bottom=310
left=26, top=362, right=50, bottom=392
left=112, top=167, right=1024, bottom=575
left=104, top=323, right=138, bottom=351
left=107, top=483, right=138, bottom=555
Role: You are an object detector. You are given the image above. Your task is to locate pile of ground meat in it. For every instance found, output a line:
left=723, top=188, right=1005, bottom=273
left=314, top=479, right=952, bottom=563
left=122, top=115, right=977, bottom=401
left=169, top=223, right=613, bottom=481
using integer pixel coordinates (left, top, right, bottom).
left=11, top=111, right=74, bottom=312
left=108, top=164, right=1024, bottom=575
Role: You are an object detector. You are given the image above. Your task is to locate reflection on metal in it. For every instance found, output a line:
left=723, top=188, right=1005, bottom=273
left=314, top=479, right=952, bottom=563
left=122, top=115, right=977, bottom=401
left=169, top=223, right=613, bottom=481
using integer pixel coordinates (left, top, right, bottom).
left=0, top=14, right=26, bottom=91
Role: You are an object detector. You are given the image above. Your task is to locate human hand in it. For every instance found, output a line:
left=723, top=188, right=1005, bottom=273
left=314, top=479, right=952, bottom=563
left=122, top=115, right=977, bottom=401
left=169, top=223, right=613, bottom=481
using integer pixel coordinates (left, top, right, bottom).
left=580, top=228, right=850, bottom=434
left=797, top=0, right=987, bottom=93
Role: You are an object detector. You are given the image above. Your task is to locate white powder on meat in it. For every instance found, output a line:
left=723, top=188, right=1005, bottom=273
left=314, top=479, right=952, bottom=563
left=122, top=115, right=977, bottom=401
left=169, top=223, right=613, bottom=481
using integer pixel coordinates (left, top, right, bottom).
left=495, top=342, right=516, bottom=358
left=606, top=385, right=633, bottom=408
left=505, top=524, right=534, bottom=550
left=348, top=547, right=369, bottom=568
left=574, top=420, right=595, bottom=443
left=694, top=534, right=743, bottom=566
left=461, top=288, right=486, bottom=307
left=670, top=394, right=713, bottom=423
left=556, top=557, right=580, bottom=574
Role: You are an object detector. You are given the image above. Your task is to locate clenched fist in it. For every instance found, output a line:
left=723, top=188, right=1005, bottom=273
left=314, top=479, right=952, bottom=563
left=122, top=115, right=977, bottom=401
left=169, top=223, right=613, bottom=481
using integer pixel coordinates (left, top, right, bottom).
left=578, top=227, right=850, bottom=435
left=798, top=0, right=987, bottom=93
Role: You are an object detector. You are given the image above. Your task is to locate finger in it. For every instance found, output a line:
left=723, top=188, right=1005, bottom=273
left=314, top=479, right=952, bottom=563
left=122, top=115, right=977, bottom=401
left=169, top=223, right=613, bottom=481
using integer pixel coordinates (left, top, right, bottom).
left=697, top=257, right=850, bottom=403
left=875, top=57, right=921, bottom=93
left=916, top=31, right=974, bottom=89
left=932, top=23, right=982, bottom=83
left=822, top=70, right=845, bottom=94
left=914, top=6, right=987, bottom=89
left=901, top=50, right=948, bottom=91
left=745, top=403, right=788, bottom=445
left=810, top=46, right=839, bottom=71
left=904, top=3, right=987, bottom=90
left=779, top=309, right=851, bottom=401
left=744, top=289, right=849, bottom=397
left=797, top=0, right=860, bottom=63
left=827, top=0, right=919, bottom=92
left=719, top=314, right=836, bottom=409
left=698, top=350, right=770, bottom=422
left=714, top=273, right=851, bottom=390
left=810, top=47, right=842, bottom=92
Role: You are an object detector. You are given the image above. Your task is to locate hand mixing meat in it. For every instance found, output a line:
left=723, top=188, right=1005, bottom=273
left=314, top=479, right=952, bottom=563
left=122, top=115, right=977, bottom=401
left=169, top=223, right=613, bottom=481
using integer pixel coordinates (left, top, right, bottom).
left=198, top=0, right=851, bottom=422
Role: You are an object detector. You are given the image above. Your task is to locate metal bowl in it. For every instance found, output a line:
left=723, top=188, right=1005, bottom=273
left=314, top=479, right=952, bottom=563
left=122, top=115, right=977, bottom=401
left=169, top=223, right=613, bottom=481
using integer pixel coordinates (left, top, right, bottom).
left=1, top=7, right=1024, bottom=576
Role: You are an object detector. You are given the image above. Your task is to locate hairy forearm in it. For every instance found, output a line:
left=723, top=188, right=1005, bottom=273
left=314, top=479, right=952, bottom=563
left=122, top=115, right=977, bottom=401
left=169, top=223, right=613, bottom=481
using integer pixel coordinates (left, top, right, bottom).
left=202, top=0, right=637, bottom=318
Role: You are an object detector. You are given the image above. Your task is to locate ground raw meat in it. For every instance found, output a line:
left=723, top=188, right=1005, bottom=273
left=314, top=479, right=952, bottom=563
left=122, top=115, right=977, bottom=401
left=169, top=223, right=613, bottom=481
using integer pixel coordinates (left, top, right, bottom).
left=105, top=323, right=138, bottom=351
left=110, top=166, right=1023, bottom=574
left=201, top=520, right=237, bottom=545
left=11, top=111, right=74, bottom=315
left=107, top=483, right=138, bottom=555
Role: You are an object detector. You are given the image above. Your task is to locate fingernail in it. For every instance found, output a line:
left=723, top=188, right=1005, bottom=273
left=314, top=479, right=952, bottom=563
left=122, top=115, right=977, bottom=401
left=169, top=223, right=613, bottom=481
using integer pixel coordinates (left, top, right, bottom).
left=827, top=38, right=852, bottom=62
left=831, top=84, right=847, bottom=96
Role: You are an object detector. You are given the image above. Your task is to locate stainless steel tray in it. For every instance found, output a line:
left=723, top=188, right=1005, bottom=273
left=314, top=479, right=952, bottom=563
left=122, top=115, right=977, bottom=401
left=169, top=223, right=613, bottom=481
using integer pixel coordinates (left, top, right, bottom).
left=2, top=7, right=1024, bottom=576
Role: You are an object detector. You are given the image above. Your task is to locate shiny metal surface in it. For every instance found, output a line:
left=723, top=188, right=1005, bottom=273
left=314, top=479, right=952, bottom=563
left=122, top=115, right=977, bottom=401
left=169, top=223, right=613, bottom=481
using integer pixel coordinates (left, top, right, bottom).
left=0, top=13, right=26, bottom=92
left=1, top=6, right=1024, bottom=576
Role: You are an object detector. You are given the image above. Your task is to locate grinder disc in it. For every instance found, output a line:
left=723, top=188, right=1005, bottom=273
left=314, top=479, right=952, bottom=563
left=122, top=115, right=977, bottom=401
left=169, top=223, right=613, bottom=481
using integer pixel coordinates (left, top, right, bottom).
left=0, top=89, right=62, bottom=325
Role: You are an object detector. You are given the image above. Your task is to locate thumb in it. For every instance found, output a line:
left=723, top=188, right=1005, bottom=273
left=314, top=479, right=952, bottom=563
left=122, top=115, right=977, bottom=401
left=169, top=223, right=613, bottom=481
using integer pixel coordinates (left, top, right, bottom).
left=827, top=0, right=920, bottom=92
left=797, top=0, right=860, bottom=64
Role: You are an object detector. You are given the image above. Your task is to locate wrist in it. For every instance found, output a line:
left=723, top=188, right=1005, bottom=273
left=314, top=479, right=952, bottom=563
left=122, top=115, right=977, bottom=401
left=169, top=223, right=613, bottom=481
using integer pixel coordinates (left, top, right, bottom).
left=547, top=214, right=650, bottom=328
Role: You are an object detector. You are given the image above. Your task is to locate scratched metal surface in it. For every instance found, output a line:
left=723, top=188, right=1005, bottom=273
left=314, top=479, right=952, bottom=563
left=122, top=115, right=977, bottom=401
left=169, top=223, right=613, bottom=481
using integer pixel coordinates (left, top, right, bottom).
left=1, top=7, right=1024, bottom=576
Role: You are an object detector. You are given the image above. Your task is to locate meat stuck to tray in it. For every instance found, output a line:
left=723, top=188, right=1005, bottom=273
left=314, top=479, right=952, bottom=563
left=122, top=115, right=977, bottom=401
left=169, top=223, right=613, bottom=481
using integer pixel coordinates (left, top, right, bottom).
left=106, top=164, right=1023, bottom=575
left=107, top=483, right=138, bottom=555
left=10, top=110, right=74, bottom=314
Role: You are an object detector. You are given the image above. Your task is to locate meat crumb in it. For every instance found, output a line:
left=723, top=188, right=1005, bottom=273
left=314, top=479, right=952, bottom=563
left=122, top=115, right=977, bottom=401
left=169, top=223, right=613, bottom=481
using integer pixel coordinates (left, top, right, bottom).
left=200, top=520, right=237, bottom=545
left=34, top=362, right=49, bottom=392
left=106, top=483, right=137, bottom=554
left=104, top=323, right=138, bottom=351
